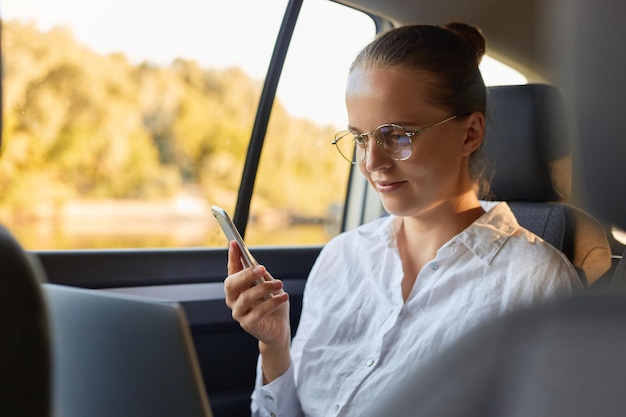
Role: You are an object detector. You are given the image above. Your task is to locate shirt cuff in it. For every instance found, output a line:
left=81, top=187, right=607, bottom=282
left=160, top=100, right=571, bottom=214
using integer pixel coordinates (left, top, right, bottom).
left=251, top=356, right=302, bottom=417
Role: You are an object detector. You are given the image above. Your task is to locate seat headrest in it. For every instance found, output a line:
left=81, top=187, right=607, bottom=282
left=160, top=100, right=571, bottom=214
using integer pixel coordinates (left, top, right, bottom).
left=0, top=225, right=50, bottom=416
left=484, top=84, right=571, bottom=202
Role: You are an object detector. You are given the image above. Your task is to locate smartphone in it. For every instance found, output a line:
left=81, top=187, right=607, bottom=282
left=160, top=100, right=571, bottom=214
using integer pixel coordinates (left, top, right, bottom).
left=211, top=205, right=258, bottom=267
left=211, top=205, right=270, bottom=293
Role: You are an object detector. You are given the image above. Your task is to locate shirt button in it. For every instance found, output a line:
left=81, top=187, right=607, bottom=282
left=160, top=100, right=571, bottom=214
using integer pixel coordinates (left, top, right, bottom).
left=264, top=394, right=274, bottom=402
left=431, top=262, right=440, bottom=271
left=366, top=358, right=375, bottom=367
left=270, top=413, right=276, bottom=417
left=334, top=404, right=340, bottom=413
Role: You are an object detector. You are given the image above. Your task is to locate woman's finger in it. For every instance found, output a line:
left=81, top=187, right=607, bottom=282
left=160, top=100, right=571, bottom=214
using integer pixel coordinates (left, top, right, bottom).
left=233, top=279, right=284, bottom=313
left=234, top=284, right=289, bottom=333
left=224, top=264, right=271, bottom=309
left=227, top=240, right=244, bottom=275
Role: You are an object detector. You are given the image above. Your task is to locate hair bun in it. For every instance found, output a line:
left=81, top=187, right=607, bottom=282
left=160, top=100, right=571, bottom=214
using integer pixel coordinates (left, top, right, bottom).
left=444, top=22, right=486, bottom=64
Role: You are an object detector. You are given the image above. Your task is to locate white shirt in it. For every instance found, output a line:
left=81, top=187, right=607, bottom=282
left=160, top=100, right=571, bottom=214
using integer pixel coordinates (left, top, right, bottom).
left=251, top=202, right=582, bottom=417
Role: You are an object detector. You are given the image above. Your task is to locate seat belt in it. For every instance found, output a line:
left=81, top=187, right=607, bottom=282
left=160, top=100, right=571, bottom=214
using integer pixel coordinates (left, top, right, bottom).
left=609, top=248, right=626, bottom=292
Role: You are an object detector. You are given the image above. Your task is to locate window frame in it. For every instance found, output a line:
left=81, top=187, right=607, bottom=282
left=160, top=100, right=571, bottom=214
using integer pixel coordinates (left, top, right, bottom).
left=234, top=0, right=386, bottom=237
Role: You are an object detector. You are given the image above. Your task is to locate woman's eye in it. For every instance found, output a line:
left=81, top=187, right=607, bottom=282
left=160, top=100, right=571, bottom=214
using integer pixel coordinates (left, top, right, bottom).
left=397, top=135, right=411, bottom=145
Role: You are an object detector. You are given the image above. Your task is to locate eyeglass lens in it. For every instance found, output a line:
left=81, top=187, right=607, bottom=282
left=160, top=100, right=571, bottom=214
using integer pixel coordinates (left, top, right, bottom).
left=334, top=125, right=412, bottom=164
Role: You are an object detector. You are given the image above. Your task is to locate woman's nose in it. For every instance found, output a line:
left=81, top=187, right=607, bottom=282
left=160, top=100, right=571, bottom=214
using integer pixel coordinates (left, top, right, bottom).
left=364, top=137, right=392, bottom=171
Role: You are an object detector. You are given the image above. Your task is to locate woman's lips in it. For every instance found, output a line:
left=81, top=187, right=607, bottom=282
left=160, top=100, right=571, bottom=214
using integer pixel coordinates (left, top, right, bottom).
left=375, top=180, right=406, bottom=193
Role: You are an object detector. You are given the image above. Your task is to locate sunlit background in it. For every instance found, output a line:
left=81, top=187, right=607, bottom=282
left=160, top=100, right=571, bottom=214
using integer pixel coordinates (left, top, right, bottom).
left=1, top=0, right=533, bottom=250
left=3, top=0, right=526, bottom=126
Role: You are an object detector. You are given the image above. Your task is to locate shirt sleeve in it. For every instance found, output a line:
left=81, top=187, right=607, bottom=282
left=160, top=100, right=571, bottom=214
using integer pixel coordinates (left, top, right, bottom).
left=250, top=241, right=338, bottom=417
left=251, top=359, right=303, bottom=417
left=543, top=248, right=586, bottom=300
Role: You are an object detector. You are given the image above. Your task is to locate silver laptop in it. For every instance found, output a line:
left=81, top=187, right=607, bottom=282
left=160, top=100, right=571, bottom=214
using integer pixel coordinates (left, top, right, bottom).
left=42, top=283, right=213, bottom=417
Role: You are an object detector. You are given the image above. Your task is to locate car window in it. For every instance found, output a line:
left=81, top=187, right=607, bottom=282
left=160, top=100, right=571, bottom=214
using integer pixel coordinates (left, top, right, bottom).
left=613, top=227, right=626, bottom=245
left=246, top=0, right=376, bottom=246
left=1, top=0, right=286, bottom=249
left=1, top=0, right=527, bottom=250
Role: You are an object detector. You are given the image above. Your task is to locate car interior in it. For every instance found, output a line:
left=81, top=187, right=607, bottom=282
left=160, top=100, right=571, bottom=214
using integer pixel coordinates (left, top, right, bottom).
left=1, top=0, right=626, bottom=416
left=482, top=83, right=612, bottom=287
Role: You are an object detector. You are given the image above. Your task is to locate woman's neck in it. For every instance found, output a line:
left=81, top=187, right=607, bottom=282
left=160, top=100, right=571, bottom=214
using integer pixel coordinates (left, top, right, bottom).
left=395, top=192, right=485, bottom=301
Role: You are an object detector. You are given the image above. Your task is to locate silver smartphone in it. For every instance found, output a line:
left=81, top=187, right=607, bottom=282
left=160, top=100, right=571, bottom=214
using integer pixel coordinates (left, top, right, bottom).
left=211, top=204, right=259, bottom=268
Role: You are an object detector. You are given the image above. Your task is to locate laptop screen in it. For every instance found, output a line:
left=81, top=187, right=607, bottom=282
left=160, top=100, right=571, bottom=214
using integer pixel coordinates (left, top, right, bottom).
left=42, top=283, right=214, bottom=417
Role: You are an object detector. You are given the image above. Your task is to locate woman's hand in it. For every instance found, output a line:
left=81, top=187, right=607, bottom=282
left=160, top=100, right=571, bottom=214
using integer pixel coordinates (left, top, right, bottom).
left=224, top=241, right=291, bottom=381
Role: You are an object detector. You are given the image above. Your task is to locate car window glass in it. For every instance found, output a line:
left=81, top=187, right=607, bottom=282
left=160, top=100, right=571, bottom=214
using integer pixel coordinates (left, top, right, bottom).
left=481, top=56, right=527, bottom=86
left=613, top=227, right=626, bottom=245
left=1, top=0, right=286, bottom=249
left=1, top=0, right=529, bottom=249
left=246, top=0, right=375, bottom=246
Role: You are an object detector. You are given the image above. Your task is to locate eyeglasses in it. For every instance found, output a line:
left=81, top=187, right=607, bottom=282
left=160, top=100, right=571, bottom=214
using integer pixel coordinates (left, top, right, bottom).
left=332, top=115, right=458, bottom=164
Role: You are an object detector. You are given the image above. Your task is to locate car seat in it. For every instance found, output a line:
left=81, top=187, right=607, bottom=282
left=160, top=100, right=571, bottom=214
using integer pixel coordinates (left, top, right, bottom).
left=367, top=292, right=626, bottom=417
left=482, top=84, right=611, bottom=287
left=0, top=225, right=51, bottom=417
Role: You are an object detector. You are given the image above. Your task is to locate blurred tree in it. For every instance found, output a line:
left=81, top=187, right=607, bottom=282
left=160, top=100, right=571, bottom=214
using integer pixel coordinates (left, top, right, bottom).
left=0, top=20, right=346, bottom=225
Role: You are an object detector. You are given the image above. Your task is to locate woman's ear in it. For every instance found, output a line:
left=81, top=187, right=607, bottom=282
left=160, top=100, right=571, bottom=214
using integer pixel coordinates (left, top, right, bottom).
left=462, top=112, right=485, bottom=156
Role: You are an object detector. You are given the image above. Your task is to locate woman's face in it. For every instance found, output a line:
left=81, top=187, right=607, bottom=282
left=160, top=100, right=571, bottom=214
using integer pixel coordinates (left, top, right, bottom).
left=345, top=66, right=483, bottom=218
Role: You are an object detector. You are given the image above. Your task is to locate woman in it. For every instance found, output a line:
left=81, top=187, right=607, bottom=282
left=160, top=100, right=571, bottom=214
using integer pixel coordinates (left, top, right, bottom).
left=224, top=23, right=582, bottom=417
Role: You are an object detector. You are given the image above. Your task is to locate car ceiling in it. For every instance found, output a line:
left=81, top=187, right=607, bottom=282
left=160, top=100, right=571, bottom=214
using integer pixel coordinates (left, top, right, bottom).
left=337, top=0, right=555, bottom=83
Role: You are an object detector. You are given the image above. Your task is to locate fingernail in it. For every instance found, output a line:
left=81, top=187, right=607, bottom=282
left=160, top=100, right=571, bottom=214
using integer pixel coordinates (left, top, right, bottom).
left=253, top=265, right=264, bottom=275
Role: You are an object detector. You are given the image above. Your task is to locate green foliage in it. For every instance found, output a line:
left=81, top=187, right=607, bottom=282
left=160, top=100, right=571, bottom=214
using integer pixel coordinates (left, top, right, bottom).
left=1, top=20, right=346, bottom=221
left=253, top=104, right=350, bottom=216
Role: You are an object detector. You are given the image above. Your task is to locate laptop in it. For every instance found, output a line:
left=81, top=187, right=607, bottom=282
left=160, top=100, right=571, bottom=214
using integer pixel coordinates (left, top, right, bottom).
left=42, top=283, right=214, bottom=417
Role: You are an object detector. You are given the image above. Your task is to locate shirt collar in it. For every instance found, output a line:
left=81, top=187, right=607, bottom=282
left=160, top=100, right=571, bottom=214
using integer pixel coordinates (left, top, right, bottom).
left=375, top=214, right=397, bottom=249
left=374, top=201, right=519, bottom=265
left=455, top=201, right=520, bottom=265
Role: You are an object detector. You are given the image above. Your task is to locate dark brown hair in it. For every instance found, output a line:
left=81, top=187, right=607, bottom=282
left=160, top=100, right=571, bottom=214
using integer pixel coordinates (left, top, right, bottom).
left=350, top=23, right=491, bottom=195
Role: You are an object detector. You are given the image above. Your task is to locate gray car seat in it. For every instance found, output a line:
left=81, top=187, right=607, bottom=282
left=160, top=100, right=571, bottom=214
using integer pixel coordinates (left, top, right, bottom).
left=368, top=293, right=626, bottom=417
left=483, top=84, right=611, bottom=286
